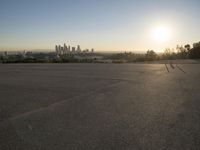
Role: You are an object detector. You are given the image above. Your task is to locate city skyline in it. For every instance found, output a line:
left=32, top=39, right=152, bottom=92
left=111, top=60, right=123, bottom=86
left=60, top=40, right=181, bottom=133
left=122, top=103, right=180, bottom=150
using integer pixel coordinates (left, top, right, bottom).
left=55, top=43, right=94, bottom=54
left=0, top=0, right=200, bottom=52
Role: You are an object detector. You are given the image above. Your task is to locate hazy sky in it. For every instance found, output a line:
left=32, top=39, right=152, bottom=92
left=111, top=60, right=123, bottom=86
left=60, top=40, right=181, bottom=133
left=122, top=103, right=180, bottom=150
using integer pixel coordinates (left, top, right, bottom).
left=0, top=0, right=200, bottom=52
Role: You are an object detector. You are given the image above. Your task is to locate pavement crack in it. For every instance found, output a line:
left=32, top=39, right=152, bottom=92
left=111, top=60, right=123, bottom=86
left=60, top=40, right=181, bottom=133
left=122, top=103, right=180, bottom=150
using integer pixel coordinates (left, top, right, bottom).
left=10, top=81, right=125, bottom=120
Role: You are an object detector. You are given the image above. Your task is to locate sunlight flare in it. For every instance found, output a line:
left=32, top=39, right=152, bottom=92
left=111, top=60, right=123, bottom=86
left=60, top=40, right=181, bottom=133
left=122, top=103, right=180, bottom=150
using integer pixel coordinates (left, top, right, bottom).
left=151, top=26, right=171, bottom=43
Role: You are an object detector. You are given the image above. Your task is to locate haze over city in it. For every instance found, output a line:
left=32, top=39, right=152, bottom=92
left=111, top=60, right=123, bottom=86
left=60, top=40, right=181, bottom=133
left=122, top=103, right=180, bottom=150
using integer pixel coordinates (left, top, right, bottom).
left=0, top=0, right=200, bottom=52
left=1, top=1, right=200, bottom=150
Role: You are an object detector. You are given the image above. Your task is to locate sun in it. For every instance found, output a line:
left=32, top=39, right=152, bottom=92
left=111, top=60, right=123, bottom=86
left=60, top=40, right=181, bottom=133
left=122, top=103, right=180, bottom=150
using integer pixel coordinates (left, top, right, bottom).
left=151, top=26, right=171, bottom=43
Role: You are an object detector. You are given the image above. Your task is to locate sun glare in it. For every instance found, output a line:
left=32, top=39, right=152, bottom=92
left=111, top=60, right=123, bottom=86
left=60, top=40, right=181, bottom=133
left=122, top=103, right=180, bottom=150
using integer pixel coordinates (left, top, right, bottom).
left=152, top=26, right=171, bottom=43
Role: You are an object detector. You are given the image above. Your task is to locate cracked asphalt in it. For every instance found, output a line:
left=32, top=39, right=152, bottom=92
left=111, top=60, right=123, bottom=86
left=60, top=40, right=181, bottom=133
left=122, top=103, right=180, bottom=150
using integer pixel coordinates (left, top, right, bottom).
left=0, top=63, right=200, bottom=150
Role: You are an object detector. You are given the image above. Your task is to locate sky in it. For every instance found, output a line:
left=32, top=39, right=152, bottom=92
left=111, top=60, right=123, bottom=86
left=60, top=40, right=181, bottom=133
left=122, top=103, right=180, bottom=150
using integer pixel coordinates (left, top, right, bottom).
left=0, top=0, right=200, bottom=52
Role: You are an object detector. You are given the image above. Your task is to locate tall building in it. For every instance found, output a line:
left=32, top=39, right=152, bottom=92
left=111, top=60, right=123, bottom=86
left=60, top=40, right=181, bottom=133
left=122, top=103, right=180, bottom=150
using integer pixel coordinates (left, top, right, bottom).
left=72, top=47, right=76, bottom=53
left=55, top=45, right=59, bottom=53
left=77, top=45, right=81, bottom=53
left=64, top=43, right=66, bottom=49
left=60, top=47, right=64, bottom=54
left=57, top=45, right=61, bottom=54
left=64, top=43, right=68, bottom=54
left=4, top=51, right=8, bottom=56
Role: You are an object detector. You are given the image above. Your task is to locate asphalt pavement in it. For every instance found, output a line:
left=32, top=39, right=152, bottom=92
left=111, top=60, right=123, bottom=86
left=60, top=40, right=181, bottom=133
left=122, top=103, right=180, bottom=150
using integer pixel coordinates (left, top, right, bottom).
left=0, top=63, right=200, bottom=150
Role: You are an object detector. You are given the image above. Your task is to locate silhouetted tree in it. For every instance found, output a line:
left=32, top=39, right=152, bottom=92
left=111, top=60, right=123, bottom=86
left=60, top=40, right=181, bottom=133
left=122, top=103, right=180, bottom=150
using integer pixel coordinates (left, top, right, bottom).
left=176, top=45, right=187, bottom=59
left=189, top=42, right=200, bottom=59
left=185, top=44, right=191, bottom=51
left=162, top=48, right=176, bottom=59
left=193, top=42, right=200, bottom=48
left=145, top=50, right=157, bottom=61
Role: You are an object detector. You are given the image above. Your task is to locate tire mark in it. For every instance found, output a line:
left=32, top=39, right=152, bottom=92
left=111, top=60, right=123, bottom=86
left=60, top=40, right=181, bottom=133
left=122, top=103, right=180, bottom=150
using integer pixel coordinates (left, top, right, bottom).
left=176, top=65, right=186, bottom=74
left=170, top=62, right=175, bottom=69
left=165, top=64, right=169, bottom=73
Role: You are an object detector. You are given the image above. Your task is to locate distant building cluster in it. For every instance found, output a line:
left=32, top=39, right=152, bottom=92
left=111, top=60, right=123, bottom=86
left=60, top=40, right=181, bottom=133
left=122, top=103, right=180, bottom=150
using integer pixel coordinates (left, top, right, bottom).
left=55, top=43, right=94, bottom=55
left=0, top=51, right=26, bottom=57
